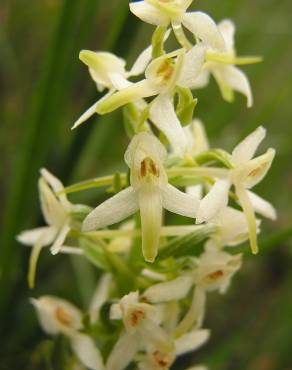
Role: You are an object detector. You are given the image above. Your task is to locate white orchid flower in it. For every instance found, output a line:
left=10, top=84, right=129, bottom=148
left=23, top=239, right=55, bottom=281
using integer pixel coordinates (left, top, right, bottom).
left=130, top=0, right=225, bottom=50
left=138, top=327, right=209, bottom=370
left=17, top=169, right=75, bottom=287
left=92, top=46, right=205, bottom=155
left=72, top=45, right=154, bottom=129
left=193, top=244, right=242, bottom=294
left=193, top=19, right=262, bottom=107
left=107, top=291, right=173, bottom=370
left=196, top=126, right=276, bottom=254
left=208, top=206, right=261, bottom=248
left=31, top=296, right=104, bottom=370
left=82, top=132, right=199, bottom=262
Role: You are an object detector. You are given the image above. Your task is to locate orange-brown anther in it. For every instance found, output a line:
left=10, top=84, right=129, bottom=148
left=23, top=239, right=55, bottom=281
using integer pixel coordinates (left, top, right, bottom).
left=55, top=307, right=73, bottom=327
left=140, top=158, right=160, bottom=179
left=130, top=309, right=146, bottom=326
left=153, top=351, right=171, bottom=368
left=207, top=270, right=224, bottom=281
left=247, top=166, right=262, bottom=178
left=157, top=60, right=174, bottom=82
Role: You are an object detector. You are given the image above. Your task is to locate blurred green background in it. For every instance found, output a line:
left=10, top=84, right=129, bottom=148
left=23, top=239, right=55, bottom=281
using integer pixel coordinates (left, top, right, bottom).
left=0, top=0, right=292, bottom=369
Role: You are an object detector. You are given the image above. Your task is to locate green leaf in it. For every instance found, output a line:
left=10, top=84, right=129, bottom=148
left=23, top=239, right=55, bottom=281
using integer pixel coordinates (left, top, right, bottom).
left=157, top=225, right=217, bottom=261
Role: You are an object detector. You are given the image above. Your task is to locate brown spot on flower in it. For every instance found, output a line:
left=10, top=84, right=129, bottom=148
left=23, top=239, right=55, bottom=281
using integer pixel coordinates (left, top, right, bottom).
left=248, top=167, right=262, bottom=178
left=157, top=60, right=174, bottom=82
left=153, top=351, right=172, bottom=368
left=140, top=158, right=159, bottom=179
left=55, top=307, right=73, bottom=327
left=207, top=270, right=224, bottom=281
left=130, top=309, right=145, bottom=326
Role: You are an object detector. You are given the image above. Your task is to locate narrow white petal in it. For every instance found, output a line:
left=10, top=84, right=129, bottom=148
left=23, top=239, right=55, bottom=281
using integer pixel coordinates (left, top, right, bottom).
left=139, top=185, right=163, bottom=262
left=218, top=19, right=235, bottom=53
left=196, top=180, right=230, bottom=223
left=129, top=45, right=153, bottom=77
left=50, top=223, right=70, bottom=255
left=232, top=126, right=266, bottom=164
left=39, top=178, right=67, bottom=227
left=149, top=94, right=188, bottom=155
left=106, top=333, right=140, bottom=370
left=247, top=190, right=277, bottom=220
left=162, top=184, right=198, bottom=218
left=90, top=274, right=112, bottom=324
left=143, top=276, right=193, bottom=303
left=17, top=226, right=56, bottom=246
left=70, top=333, right=104, bottom=370
left=40, top=168, right=70, bottom=209
left=182, top=12, right=225, bottom=50
left=96, top=80, right=158, bottom=114
left=129, top=1, right=170, bottom=26
left=82, top=187, right=139, bottom=232
left=72, top=101, right=99, bottom=130
left=175, top=329, right=210, bottom=356
left=178, top=45, right=206, bottom=88
left=220, top=65, right=253, bottom=107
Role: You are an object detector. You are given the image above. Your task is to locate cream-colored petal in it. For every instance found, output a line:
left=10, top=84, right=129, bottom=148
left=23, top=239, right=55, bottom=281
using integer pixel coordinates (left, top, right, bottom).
left=143, top=276, right=193, bottom=303
left=70, top=333, right=105, bottom=370
left=162, top=184, right=198, bottom=218
left=219, top=65, right=253, bottom=107
left=82, top=187, right=139, bottom=232
left=139, top=184, right=163, bottom=262
left=175, top=329, right=210, bottom=356
left=17, top=226, right=57, bottom=246
left=50, top=223, right=70, bottom=255
left=196, top=180, right=230, bottom=224
left=40, top=168, right=70, bottom=210
left=175, top=288, right=206, bottom=337
left=218, top=19, right=235, bottom=53
left=182, top=12, right=225, bottom=50
left=96, top=80, right=158, bottom=114
left=39, top=178, right=67, bottom=227
left=129, top=45, right=153, bottom=77
left=235, top=185, right=258, bottom=254
left=236, top=148, right=275, bottom=189
left=130, top=1, right=170, bottom=26
left=149, top=94, right=188, bottom=155
left=231, top=126, right=266, bottom=164
left=72, top=100, right=99, bottom=130
left=80, top=50, right=126, bottom=87
left=247, top=190, right=277, bottom=220
left=90, top=274, right=112, bottom=324
left=178, top=45, right=206, bottom=88
left=190, top=69, right=210, bottom=89
left=106, top=332, right=140, bottom=370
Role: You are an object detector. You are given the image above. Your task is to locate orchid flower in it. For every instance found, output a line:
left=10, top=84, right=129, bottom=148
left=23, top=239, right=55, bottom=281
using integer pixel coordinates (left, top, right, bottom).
left=196, top=126, right=276, bottom=254
left=17, top=169, right=77, bottom=287
left=129, top=0, right=225, bottom=51
left=31, top=296, right=104, bottom=370
left=193, top=19, right=262, bottom=107
left=107, top=291, right=173, bottom=370
left=92, top=46, right=205, bottom=155
left=72, top=45, right=153, bottom=129
left=82, top=132, right=199, bottom=262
